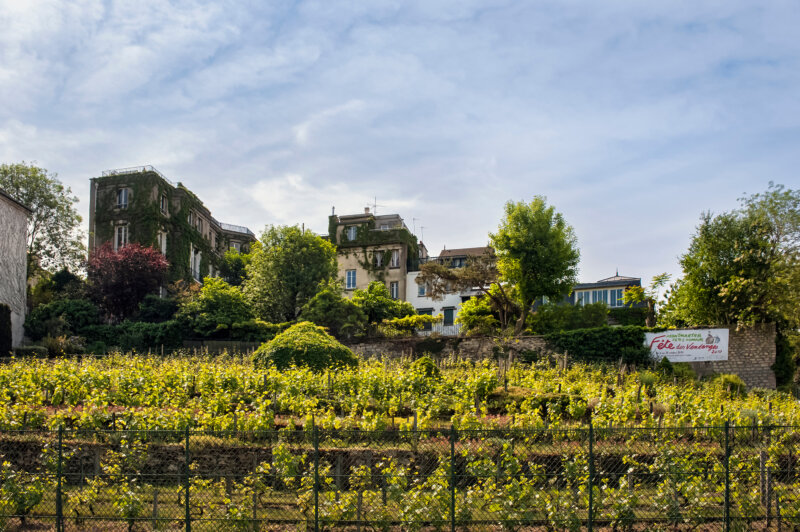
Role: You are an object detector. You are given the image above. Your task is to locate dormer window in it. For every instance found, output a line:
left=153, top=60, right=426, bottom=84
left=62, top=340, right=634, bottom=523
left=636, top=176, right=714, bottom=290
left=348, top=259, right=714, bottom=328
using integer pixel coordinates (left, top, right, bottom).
left=116, top=188, right=129, bottom=209
left=346, top=226, right=357, bottom=241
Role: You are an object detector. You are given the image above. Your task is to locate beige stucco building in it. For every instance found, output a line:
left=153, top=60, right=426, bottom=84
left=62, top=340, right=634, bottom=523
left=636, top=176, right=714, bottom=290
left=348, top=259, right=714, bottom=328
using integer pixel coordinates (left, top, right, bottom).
left=328, top=208, right=425, bottom=300
left=0, top=188, right=30, bottom=347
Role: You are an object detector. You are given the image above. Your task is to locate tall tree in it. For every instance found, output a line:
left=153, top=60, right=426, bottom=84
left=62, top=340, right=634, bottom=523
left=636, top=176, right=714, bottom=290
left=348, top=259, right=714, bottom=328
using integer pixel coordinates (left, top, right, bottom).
left=661, top=183, right=799, bottom=327
left=243, top=225, right=337, bottom=322
left=87, top=243, right=169, bottom=322
left=0, top=162, right=85, bottom=273
left=490, top=197, right=580, bottom=334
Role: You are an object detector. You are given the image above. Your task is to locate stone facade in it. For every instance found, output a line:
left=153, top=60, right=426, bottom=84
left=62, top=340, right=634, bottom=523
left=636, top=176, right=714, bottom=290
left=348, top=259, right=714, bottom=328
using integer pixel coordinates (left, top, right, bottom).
left=347, top=323, right=777, bottom=389
left=0, top=189, right=30, bottom=348
left=687, top=323, right=776, bottom=389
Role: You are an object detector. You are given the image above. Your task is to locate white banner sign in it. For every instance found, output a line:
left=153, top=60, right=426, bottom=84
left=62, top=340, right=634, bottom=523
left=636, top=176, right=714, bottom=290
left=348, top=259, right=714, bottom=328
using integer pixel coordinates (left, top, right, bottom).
left=645, top=329, right=729, bottom=362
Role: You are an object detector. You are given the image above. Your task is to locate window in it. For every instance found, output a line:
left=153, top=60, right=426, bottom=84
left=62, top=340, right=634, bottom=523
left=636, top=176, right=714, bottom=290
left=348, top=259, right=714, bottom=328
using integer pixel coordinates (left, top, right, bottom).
left=380, top=224, right=389, bottom=231
left=345, top=269, right=357, bottom=290
left=198, top=218, right=203, bottom=233
left=417, top=308, right=433, bottom=331
left=231, top=241, right=241, bottom=252
left=390, top=281, right=399, bottom=299
left=160, top=194, right=168, bottom=214
left=116, top=188, right=129, bottom=209
left=418, top=283, right=426, bottom=297
left=346, top=226, right=358, bottom=241
left=188, top=211, right=195, bottom=226
left=114, top=225, right=128, bottom=250
left=609, top=288, right=624, bottom=307
left=390, top=249, right=400, bottom=268
left=374, top=252, right=384, bottom=267
left=443, top=308, right=455, bottom=326
left=157, top=232, right=167, bottom=255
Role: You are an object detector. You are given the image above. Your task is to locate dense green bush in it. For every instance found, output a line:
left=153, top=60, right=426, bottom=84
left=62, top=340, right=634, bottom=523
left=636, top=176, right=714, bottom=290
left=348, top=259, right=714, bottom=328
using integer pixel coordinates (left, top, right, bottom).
left=299, top=284, right=367, bottom=339
left=230, top=319, right=292, bottom=342
left=137, top=294, right=178, bottom=323
left=81, top=320, right=183, bottom=352
left=252, top=321, right=358, bottom=372
left=543, top=325, right=652, bottom=364
left=177, top=277, right=253, bottom=338
left=712, top=373, right=748, bottom=397
left=608, top=307, right=648, bottom=327
left=527, top=302, right=608, bottom=334
left=12, top=346, right=47, bottom=357
left=0, top=304, right=11, bottom=356
left=24, top=299, right=101, bottom=341
left=410, top=356, right=440, bottom=379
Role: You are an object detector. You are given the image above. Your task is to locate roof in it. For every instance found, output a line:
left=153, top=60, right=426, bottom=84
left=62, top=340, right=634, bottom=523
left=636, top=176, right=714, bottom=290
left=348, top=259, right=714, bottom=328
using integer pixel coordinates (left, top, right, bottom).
left=0, top=187, right=32, bottom=214
left=574, top=274, right=641, bottom=290
left=439, top=246, right=493, bottom=258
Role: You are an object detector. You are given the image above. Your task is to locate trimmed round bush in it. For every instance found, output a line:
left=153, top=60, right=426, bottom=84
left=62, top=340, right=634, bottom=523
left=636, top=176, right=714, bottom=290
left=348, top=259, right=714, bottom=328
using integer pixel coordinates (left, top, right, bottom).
left=252, top=321, right=358, bottom=372
left=410, top=355, right=440, bottom=379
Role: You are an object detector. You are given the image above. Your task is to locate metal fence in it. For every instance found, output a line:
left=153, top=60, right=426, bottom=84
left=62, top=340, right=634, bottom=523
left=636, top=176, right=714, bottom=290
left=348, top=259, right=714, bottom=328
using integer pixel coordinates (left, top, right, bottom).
left=0, top=424, right=798, bottom=531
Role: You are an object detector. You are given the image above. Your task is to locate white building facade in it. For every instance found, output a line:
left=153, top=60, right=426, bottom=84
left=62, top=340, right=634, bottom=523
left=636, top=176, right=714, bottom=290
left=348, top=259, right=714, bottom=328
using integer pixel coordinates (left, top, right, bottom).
left=0, top=189, right=30, bottom=348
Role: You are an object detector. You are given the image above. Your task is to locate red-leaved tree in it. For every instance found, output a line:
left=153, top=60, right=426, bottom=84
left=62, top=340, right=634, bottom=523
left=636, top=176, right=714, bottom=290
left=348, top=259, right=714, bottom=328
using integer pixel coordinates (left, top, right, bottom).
left=87, top=243, right=169, bottom=322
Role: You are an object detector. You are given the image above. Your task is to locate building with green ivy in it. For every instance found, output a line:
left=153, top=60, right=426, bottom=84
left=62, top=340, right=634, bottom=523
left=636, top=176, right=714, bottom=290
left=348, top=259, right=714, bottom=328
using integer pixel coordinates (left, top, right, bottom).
left=327, top=207, right=425, bottom=301
left=88, top=166, right=257, bottom=284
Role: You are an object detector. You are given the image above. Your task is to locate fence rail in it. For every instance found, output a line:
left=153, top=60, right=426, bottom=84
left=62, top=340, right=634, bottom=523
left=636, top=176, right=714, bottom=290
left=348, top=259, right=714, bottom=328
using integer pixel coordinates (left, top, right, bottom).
left=1, top=424, right=798, bottom=531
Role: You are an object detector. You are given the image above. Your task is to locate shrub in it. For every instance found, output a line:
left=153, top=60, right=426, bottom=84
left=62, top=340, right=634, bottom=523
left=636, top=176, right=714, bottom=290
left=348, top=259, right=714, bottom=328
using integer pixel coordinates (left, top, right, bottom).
left=177, top=277, right=253, bottom=338
left=81, top=320, right=183, bottom=352
left=252, top=321, right=358, bottom=372
left=712, top=374, right=747, bottom=398
left=24, top=299, right=101, bottom=341
left=137, top=294, right=178, bottom=323
left=299, top=285, right=367, bottom=339
left=608, top=307, right=648, bottom=327
left=456, top=296, right=500, bottom=336
left=42, top=335, right=85, bottom=356
left=543, top=325, right=652, bottom=365
left=0, top=304, right=11, bottom=356
left=527, top=302, right=608, bottom=334
left=410, top=356, right=440, bottom=379
left=381, top=314, right=442, bottom=337
left=230, top=319, right=292, bottom=342
left=12, top=346, right=47, bottom=357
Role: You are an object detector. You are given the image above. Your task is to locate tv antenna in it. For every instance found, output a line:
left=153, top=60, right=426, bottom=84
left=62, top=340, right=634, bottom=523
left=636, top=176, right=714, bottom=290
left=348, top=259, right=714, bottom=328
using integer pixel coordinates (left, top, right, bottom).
left=412, top=217, right=421, bottom=236
left=368, top=196, right=386, bottom=215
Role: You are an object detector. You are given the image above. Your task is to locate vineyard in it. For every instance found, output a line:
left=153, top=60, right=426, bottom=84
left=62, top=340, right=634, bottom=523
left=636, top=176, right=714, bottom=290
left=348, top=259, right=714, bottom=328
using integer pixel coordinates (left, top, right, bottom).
left=0, top=353, right=799, bottom=530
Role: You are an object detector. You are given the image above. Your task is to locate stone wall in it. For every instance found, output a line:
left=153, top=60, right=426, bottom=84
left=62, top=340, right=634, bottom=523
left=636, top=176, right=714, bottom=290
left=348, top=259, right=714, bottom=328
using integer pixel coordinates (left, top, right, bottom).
left=0, top=192, right=29, bottom=349
left=347, top=323, right=777, bottom=389
left=688, top=323, right=776, bottom=389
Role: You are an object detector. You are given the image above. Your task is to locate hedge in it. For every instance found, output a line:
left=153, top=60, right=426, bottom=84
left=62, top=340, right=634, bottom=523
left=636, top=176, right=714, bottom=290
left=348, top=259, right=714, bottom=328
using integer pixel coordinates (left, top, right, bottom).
left=543, top=325, right=652, bottom=365
left=81, top=320, right=184, bottom=353
left=608, top=307, right=648, bottom=327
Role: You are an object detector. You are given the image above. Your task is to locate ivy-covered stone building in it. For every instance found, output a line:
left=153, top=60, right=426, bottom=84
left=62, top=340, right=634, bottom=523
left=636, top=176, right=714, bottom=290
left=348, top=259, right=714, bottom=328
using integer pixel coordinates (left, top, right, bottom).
left=89, top=166, right=256, bottom=283
left=327, top=207, right=425, bottom=300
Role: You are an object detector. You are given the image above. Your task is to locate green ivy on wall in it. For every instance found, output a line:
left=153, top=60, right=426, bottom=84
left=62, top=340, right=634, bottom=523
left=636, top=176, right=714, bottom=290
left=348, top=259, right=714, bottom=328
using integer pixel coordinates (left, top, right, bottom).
left=92, top=172, right=222, bottom=284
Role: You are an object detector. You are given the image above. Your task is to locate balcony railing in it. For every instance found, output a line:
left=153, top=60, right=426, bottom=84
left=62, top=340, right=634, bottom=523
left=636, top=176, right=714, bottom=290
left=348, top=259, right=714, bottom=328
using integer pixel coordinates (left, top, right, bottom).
left=101, top=165, right=176, bottom=186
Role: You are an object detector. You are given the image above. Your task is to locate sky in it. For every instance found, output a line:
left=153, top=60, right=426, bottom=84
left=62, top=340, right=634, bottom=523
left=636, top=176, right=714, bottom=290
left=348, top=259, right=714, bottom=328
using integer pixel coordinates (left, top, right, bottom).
left=2, top=0, right=799, bottom=286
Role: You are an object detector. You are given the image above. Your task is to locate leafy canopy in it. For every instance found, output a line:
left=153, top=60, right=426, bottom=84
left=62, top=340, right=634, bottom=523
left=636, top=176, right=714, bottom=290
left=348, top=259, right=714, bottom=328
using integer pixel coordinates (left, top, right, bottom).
left=243, top=226, right=337, bottom=322
left=490, top=197, right=580, bottom=333
left=299, top=282, right=367, bottom=339
left=87, top=243, right=169, bottom=322
left=351, top=281, right=415, bottom=324
left=0, top=162, right=85, bottom=273
left=177, top=277, right=253, bottom=337
left=661, top=183, right=800, bottom=328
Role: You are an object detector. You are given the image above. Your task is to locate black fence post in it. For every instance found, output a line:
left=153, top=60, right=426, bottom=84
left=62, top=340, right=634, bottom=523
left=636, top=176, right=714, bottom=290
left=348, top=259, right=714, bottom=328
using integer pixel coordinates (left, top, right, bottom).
left=185, top=426, right=191, bottom=532
left=449, top=426, right=457, bottom=532
left=724, top=420, right=730, bottom=532
left=313, top=425, right=320, bottom=532
left=56, top=425, right=63, bottom=532
left=588, top=422, right=594, bottom=532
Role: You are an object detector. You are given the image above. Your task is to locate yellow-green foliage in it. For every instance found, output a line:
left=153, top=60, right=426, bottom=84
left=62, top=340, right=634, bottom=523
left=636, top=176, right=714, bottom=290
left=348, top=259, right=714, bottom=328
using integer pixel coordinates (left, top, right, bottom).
left=0, top=353, right=794, bottom=433
left=252, top=321, right=358, bottom=372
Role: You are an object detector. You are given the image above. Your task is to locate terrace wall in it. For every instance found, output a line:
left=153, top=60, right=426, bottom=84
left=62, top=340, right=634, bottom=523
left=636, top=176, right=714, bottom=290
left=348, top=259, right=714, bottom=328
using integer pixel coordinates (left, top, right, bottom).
left=346, top=323, right=777, bottom=389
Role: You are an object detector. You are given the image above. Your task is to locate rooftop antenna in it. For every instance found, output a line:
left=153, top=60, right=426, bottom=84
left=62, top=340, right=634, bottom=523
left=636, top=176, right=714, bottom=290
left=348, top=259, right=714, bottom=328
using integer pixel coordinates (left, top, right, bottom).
left=616, top=267, right=619, bottom=276
left=420, top=226, right=425, bottom=243
left=412, top=217, right=420, bottom=236
left=369, top=196, right=386, bottom=215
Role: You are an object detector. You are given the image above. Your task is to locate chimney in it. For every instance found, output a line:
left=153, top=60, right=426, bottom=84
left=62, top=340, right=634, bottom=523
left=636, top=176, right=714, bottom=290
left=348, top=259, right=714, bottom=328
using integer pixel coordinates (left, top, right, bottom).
left=364, top=206, right=370, bottom=214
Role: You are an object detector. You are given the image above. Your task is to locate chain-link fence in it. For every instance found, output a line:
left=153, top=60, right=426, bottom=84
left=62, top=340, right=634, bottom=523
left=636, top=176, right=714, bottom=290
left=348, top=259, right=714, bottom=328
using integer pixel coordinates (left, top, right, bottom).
left=1, top=424, right=798, bottom=530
